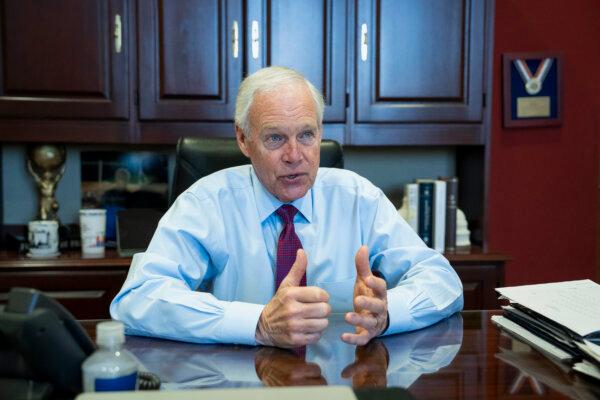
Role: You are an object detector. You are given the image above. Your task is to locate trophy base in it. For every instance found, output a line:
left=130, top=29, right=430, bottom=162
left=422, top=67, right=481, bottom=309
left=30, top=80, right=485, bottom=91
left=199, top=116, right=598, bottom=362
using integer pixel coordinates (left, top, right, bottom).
left=26, top=252, right=61, bottom=259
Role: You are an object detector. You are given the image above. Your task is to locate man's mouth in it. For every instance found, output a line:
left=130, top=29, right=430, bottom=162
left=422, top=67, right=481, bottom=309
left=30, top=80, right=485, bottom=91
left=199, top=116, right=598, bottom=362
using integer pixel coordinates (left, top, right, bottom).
left=281, top=173, right=304, bottom=182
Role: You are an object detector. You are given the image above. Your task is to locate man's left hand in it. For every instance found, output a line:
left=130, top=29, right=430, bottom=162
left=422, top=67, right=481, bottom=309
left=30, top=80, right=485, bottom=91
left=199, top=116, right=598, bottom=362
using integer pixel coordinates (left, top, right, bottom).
left=341, top=245, right=388, bottom=345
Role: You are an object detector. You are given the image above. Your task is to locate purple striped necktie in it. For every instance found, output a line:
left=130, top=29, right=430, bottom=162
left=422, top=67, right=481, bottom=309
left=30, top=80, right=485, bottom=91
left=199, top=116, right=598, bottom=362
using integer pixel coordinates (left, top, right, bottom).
left=275, top=204, right=305, bottom=290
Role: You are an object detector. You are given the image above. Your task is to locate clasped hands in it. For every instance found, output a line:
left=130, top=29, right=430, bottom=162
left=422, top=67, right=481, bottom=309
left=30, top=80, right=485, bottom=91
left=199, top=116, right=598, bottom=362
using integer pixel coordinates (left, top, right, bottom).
left=255, top=245, right=388, bottom=348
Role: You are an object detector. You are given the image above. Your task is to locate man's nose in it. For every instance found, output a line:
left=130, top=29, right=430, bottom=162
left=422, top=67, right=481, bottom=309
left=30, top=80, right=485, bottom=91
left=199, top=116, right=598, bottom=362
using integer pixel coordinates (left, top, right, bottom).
left=282, top=140, right=302, bottom=164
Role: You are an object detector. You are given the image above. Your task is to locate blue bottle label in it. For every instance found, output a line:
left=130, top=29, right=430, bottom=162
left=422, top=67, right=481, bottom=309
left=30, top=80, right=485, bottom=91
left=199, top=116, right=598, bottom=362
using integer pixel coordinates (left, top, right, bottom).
left=95, top=372, right=137, bottom=391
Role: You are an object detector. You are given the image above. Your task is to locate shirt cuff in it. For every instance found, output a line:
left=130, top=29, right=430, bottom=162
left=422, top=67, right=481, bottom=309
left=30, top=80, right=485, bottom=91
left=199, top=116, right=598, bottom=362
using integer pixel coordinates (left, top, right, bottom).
left=220, top=301, right=265, bottom=345
left=381, top=288, right=414, bottom=336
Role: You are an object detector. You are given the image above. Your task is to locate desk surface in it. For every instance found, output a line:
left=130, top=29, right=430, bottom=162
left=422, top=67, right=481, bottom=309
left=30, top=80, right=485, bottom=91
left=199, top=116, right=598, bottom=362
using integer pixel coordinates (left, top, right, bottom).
left=83, top=311, right=600, bottom=399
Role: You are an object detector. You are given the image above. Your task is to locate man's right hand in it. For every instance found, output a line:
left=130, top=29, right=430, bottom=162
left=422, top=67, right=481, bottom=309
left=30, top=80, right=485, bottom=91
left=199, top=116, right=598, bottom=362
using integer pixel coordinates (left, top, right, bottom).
left=255, top=249, right=331, bottom=347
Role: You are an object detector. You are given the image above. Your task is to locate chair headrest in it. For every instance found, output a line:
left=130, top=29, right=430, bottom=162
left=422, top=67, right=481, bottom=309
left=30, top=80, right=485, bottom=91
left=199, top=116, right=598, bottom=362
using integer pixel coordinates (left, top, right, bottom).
left=170, top=137, right=343, bottom=204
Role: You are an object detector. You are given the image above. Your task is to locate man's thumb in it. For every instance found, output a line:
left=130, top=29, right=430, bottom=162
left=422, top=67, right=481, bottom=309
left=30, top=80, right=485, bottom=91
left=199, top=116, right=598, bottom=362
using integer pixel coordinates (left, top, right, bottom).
left=280, top=249, right=307, bottom=288
left=355, top=245, right=372, bottom=279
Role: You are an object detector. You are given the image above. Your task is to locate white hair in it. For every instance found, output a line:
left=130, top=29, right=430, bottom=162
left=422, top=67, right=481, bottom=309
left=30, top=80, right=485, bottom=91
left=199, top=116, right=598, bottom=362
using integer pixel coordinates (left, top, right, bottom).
left=234, top=66, right=325, bottom=137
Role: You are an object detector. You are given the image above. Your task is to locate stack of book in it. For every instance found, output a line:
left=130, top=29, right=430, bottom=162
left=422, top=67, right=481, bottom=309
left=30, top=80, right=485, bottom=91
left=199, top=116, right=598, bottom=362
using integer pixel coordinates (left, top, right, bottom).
left=492, top=280, right=600, bottom=381
left=403, top=177, right=458, bottom=253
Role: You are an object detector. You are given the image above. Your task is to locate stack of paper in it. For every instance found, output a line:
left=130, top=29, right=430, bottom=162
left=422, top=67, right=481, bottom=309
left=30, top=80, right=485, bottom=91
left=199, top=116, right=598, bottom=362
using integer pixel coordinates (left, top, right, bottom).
left=491, top=279, right=600, bottom=381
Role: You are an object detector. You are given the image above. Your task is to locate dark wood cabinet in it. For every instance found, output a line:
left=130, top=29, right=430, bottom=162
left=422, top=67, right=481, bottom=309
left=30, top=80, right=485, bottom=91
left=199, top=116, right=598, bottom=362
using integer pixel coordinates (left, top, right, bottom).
left=448, top=250, right=507, bottom=310
left=138, top=0, right=346, bottom=123
left=247, top=0, right=347, bottom=122
left=0, top=0, right=494, bottom=144
left=355, top=0, right=485, bottom=123
left=137, top=0, right=243, bottom=121
left=0, top=251, right=130, bottom=319
left=0, top=0, right=129, bottom=120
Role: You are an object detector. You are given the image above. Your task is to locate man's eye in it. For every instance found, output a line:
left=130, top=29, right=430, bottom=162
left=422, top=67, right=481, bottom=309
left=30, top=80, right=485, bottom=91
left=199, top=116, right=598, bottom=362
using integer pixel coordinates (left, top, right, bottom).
left=298, top=131, right=315, bottom=143
left=266, top=135, right=283, bottom=143
left=264, top=134, right=285, bottom=149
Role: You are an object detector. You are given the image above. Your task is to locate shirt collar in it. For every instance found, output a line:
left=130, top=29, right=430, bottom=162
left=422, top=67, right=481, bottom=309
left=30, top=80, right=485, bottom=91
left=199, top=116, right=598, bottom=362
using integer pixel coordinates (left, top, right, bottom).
left=251, top=166, right=313, bottom=223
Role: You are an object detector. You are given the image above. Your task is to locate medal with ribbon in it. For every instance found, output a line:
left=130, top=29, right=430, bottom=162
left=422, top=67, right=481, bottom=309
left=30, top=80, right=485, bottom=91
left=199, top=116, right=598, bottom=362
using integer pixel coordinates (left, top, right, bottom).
left=514, top=58, right=553, bottom=95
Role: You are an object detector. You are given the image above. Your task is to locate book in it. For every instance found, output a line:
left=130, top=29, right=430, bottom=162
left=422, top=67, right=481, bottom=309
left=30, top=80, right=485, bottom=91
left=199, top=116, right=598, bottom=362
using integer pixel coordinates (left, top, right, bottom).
left=404, top=183, right=419, bottom=233
left=432, top=180, right=446, bottom=253
left=439, top=176, right=458, bottom=252
left=416, top=179, right=446, bottom=252
left=417, top=181, right=434, bottom=247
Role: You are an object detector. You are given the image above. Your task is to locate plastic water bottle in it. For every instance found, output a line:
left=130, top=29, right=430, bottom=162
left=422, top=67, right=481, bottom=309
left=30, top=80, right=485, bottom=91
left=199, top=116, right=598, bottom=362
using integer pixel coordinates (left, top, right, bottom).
left=82, top=321, right=138, bottom=392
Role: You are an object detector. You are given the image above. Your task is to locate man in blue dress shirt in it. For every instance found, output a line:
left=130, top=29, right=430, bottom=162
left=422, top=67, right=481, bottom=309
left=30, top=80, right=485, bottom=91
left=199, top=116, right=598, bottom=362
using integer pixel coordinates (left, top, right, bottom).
left=110, top=66, right=463, bottom=348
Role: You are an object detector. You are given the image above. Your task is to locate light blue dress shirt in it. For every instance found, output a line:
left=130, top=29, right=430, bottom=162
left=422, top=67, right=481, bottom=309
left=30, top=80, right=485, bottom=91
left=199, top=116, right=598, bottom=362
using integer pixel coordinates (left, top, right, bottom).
left=110, top=165, right=463, bottom=345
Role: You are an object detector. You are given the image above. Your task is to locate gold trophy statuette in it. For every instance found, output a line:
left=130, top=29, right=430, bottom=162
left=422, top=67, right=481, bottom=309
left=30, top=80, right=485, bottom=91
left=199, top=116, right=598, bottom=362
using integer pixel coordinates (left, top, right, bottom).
left=27, top=144, right=67, bottom=221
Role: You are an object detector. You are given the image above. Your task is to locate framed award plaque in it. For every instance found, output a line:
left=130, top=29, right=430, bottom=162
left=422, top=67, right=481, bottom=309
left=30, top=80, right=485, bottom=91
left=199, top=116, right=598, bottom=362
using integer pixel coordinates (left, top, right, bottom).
left=503, top=52, right=562, bottom=128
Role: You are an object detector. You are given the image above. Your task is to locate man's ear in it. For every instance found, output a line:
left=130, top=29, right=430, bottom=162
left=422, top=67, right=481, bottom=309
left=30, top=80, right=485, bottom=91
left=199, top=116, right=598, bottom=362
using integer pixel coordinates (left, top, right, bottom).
left=236, top=125, right=251, bottom=158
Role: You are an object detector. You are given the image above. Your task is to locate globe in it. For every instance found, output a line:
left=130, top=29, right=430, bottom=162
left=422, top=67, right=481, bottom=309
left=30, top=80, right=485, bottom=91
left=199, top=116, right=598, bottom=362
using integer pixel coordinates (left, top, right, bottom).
left=26, top=144, right=67, bottom=221
left=27, top=145, right=66, bottom=174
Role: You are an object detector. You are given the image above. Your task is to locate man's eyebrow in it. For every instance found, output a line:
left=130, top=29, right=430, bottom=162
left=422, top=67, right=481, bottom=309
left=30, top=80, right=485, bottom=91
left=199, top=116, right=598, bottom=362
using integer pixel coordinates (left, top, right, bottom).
left=259, top=123, right=317, bottom=134
left=259, top=125, right=281, bottom=133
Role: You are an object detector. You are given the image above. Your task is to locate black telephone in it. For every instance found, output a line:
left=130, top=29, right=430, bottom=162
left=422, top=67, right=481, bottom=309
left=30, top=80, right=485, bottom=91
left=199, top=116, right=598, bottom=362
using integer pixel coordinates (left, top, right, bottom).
left=0, top=287, right=95, bottom=397
left=0, top=287, right=160, bottom=399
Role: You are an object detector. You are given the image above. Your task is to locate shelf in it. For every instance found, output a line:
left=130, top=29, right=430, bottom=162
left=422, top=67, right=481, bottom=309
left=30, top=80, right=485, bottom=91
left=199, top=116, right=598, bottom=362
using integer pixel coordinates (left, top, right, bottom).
left=445, top=247, right=511, bottom=263
left=0, top=248, right=509, bottom=269
left=0, top=249, right=131, bottom=270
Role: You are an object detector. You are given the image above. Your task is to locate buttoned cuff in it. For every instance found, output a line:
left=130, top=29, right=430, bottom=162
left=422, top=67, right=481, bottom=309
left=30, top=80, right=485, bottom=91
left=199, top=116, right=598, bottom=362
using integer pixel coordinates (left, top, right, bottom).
left=220, top=301, right=265, bottom=345
left=380, top=288, right=414, bottom=336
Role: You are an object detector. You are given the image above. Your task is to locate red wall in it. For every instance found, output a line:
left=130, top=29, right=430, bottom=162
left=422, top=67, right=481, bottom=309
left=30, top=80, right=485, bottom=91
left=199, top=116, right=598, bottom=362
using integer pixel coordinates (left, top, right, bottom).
left=489, top=1, right=600, bottom=285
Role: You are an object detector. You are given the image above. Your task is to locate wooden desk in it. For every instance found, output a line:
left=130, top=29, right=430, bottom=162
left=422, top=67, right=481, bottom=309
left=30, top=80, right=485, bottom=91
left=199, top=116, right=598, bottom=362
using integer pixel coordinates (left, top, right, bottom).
left=80, top=311, right=599, bottom=399
left=0, top=249, right=508, bottom=318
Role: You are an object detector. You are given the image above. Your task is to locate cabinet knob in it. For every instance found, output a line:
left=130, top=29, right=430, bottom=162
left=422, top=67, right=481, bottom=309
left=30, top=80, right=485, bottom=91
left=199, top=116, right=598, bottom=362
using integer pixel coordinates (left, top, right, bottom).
left=360, top=23, right=368, bottom=61
left=114, top=14, right=122, bottom=54
left=232, top=20, right=239, bottom=59
left=251, top=20, right=260, bottom=60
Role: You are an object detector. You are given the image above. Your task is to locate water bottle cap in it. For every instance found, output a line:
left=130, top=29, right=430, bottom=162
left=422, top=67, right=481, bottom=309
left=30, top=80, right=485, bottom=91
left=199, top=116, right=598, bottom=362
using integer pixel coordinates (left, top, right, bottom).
left=96, top=321, right=125, bottom=347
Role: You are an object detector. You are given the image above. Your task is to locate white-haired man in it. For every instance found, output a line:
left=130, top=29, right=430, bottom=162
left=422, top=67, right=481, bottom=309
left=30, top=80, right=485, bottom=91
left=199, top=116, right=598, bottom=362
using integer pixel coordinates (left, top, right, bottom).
left=111, top=66, right=463, bottom=348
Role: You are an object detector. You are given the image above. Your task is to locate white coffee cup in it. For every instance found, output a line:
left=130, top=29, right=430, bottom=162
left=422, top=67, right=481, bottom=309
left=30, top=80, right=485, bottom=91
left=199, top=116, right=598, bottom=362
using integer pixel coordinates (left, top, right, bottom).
left=80, top=209, right=107, bottom=258
left=28, top=220, right=59, bottom=257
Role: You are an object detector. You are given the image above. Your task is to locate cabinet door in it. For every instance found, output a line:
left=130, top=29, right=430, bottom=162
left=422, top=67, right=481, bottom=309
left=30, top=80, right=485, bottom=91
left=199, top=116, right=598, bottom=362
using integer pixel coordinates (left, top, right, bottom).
left=0, top=269, right=128, bottom=319
left=0, top=0, right=128, bottom=120
left=138, top=0, right=242, bottom=121
left=247, top=0, right=346, bottom=122
left=356, top=0, right=484, bottom=122
left=453, top=264, right=503, bottom=310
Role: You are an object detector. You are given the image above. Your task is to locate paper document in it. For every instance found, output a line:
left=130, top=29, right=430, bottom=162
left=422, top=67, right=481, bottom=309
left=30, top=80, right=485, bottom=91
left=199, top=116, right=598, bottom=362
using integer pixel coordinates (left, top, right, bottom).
left=496, top=280, right=600, bottom=337
left=573, top=360, right=600, bottom=381
left=491, top=315, right=572, bottom=362
left=576, top=340, right=600, bottom=364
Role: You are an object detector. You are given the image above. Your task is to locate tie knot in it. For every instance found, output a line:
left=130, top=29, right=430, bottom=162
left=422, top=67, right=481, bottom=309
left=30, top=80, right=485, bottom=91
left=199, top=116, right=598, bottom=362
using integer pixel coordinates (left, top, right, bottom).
left=276, top=204, right=298, bottom=225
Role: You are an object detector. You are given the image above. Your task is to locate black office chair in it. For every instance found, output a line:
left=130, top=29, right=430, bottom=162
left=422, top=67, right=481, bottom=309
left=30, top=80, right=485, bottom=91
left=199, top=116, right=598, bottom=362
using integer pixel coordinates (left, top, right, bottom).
left=170, top=137, right=344, bottom=204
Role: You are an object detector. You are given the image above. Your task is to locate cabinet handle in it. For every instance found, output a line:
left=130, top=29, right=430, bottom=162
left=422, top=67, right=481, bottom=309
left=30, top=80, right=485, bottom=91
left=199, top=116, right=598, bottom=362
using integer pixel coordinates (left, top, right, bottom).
left=232, top=20, right=239, bottom=59
left=360, top=23, right=368, bottom=61
left=251, top=20, right=259, bottom=59
left=114, top=14, right=122, bottom=54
